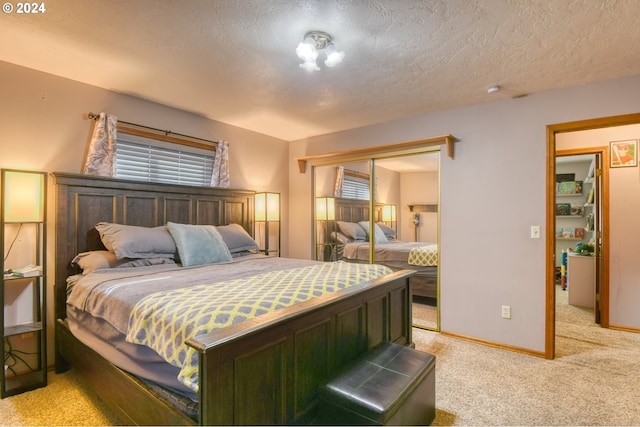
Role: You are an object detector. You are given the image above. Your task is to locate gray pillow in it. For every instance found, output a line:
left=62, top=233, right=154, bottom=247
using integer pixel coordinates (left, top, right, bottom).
left=358, top=221, right=388, bottom=243
left=332, top=231, right=353, bottom=245
left=376, top=222, right=397, bottom=240
left=71, top=251, right=175, bottom=274
left=95, top=222, right=177, bottom=260
left=166, top=222, right=233, bottom=267
left=336, top=221, right=367, bottom=241
left=216, top=223, right=259, bottom=253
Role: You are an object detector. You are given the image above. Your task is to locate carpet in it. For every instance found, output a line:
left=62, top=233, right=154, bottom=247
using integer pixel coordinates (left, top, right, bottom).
left=414, top=284, right=640, bottom=426
left=413, top=295, right=438, bottom=330
left=0, top=369, right=119, bottom=426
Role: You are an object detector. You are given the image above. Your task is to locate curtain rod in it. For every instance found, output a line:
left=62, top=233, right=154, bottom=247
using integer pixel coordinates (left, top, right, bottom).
left=344, top=168, right=369, bottom=179
left=88, top=112, right=218, bottom=146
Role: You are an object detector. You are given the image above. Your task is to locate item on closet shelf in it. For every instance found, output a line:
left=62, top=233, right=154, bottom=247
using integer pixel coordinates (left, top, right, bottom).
left=556, top=203, right=571, bottom=216
left=570, top=204, right=584, bottom=216
left=556, top=173, right=575, bottom=183
left=561, top=228, right=574, bottom=239
left=557, top=180, right=583, bottom=195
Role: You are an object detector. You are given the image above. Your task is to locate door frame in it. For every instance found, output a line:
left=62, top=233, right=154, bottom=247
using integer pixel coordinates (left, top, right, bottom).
left=545, top=112, right=640, bottom=359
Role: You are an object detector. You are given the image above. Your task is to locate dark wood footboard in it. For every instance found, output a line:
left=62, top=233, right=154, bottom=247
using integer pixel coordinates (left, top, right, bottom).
left=193, top=269, right=413, bottom=425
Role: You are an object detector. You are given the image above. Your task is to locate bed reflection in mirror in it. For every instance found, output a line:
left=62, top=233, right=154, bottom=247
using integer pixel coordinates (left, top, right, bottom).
left=313, top=152, right=440, bottom=331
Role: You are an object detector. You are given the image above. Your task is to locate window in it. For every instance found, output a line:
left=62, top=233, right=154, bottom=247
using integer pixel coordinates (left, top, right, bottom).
left=342, top=173, right=370, bottom=200
left=115, top=132, right=215, bottom=186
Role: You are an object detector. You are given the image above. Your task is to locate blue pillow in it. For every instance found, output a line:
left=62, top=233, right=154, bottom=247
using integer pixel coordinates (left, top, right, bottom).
left=358, top=221, right=388, bottom=243
left=166, top=222, right=232, bottom=267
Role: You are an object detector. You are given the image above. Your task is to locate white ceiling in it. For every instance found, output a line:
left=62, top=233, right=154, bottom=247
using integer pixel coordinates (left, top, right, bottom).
left=3, top=0, right=640, bottom=141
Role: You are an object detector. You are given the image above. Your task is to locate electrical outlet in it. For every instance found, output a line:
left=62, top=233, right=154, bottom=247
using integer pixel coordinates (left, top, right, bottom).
left=530, top=225, right=541, bottom=239
left=501, top=305, right=511, bottom=319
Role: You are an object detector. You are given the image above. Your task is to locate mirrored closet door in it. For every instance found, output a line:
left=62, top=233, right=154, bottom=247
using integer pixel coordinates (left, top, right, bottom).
left=312, top=151, right=440, bottom=331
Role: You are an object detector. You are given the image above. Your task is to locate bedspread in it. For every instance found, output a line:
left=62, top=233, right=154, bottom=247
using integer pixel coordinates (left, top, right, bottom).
left=407, top=244, right=438, bottom=266
left=125, top=261, right=392, bottom=392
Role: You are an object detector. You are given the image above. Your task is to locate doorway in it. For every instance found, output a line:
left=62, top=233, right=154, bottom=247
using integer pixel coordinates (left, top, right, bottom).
left=546, top=113, right=640, bottom=359
left=554, top=152, right=602, bottom=329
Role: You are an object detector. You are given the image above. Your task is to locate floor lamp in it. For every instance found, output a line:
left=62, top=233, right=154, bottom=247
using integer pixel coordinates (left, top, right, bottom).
left=255, top=192, right=280, bottom=257
left=315, top=197, right=335, bottom=261
left=382, top=204, right=397, bottom=231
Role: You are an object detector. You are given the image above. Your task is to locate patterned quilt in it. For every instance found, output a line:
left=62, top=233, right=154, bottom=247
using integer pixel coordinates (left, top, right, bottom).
left=407, top=244, right=438, bottom=266
left=126, top=261, right=392, bottom=392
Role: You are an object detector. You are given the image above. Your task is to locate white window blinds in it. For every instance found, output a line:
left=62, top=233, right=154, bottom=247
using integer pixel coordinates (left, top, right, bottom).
left=115, top=133, right=214, bottom=186
left=342, top=175, right=370, bottom=200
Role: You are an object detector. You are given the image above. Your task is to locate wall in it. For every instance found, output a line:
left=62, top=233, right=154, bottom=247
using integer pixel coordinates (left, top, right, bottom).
left=557, top=124, right=640, bottom=329
left=0, top=60, right=290, bottom=364
left=400, top=171, right=438, bottom=243
left=289, top=74, right=640, bottom=353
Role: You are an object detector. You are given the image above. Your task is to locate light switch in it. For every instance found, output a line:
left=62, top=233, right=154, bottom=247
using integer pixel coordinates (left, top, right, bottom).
left=530, top=225, right=541, bottom=239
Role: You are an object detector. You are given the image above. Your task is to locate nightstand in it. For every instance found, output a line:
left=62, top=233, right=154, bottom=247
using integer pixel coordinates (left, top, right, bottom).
left=1, top=169, right=47, bottom=398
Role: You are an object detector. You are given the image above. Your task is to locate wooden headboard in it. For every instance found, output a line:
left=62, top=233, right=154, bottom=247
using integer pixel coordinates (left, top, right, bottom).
left=334, top=197, right=383, bottom=223
left=52, top=172, right=255, bottom=320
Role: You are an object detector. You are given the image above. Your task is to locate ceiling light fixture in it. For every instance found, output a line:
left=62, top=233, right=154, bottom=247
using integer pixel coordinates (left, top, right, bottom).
left=488, top=85, right=501, bottom=94
left=296, top=31, right=344, bottom=72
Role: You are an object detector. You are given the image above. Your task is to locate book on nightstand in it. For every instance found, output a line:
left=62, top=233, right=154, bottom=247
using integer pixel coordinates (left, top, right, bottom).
left=10, top=264, right=42, bottom=277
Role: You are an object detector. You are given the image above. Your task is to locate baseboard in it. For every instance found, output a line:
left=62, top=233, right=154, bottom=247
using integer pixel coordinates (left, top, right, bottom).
left=608, top=323, right=640, bottom=333
left=439, top=330, right=546, bottom=358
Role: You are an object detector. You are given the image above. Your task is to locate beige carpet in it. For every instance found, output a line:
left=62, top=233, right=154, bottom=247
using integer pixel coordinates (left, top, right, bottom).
left=415, top=285, right=640, bottom=426
left=1, top=285, right=638, bottom=426
left=413, top=296, right=438, bottom=330
left=0, top=368, right=119, bottom=426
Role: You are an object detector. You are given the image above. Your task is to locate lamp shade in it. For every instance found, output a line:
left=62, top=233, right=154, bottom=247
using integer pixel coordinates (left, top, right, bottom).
left=255, top=192, right=280, bottom=222
left=3, top=170, right=45, bottom=222
left=316, top=197, right=335, bottom=221
left=382, top=204, right=396, bottom=222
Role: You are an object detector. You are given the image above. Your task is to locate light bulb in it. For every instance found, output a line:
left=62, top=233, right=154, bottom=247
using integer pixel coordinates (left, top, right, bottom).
left=296, top=37, right=317, bottom=62
left=300, top=60, right=320, bottom=72
left=324, top=43, right=344, bottom=67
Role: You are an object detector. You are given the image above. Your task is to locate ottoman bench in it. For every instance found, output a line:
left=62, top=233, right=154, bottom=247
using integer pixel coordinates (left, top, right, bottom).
left=317, top=341, right=436, bottom=425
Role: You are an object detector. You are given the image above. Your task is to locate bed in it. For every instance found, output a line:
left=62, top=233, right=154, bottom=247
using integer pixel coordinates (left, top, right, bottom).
left=53, top=173, right=414, bottom=426
left=330, top=198, right=438, bottom=299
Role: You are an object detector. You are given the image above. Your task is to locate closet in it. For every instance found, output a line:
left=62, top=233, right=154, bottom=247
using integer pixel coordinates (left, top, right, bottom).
left=303, top=142, right=445, bottom=331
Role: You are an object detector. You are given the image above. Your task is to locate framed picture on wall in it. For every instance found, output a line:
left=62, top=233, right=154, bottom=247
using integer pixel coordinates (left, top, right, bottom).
left=610, top=139, right=638, bottom=168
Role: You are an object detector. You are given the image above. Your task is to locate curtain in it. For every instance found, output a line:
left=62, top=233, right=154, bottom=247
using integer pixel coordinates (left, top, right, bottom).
left=82, top=112, right=118, bottom=176
left=333, top=165, right=344, bottom=197
left=374, top=175, right=379, bottom=201
left=210, top=140, right=230, bottom=187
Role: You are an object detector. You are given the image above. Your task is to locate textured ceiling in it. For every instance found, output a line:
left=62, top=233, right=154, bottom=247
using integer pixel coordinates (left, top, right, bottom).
left=2, top=0, right=640, bottom=141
